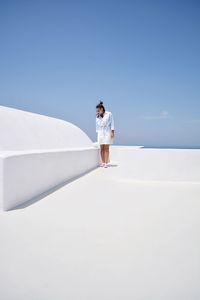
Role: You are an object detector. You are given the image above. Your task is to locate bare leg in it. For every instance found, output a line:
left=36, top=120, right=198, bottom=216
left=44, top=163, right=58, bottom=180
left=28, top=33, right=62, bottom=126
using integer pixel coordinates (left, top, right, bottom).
left=100, top=144, right=105, bottom=163
left=104, top=144, right=110, bottom=164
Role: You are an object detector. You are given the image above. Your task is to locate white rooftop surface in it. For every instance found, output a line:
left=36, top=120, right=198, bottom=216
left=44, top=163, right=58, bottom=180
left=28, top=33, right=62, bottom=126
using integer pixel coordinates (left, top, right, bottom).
left=1, top=146, right=200, bottom=300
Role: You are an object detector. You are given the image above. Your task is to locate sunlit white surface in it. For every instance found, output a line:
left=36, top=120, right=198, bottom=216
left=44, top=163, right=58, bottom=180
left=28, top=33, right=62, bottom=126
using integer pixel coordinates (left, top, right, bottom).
left=0, top=146, right=200, bottom=300
left=0, top=105, right=93, bottom=150
left=0, top=106, right=99, bottom=210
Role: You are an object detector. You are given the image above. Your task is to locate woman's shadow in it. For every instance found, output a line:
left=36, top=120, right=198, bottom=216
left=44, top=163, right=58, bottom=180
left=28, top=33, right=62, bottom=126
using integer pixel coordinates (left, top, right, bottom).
left=107, top=163, right=118, bottom=167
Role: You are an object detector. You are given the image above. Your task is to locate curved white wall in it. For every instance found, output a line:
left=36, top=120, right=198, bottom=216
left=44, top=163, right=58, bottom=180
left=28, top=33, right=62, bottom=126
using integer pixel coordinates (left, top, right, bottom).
left=0, top=105, right=99, bottom=210
left=0, top=105, right=92, bottom=151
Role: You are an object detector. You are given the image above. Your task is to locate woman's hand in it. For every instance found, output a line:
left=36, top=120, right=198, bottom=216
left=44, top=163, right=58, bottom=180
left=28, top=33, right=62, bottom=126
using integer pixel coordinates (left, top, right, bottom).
left=111, top=130, right=115, bottom=138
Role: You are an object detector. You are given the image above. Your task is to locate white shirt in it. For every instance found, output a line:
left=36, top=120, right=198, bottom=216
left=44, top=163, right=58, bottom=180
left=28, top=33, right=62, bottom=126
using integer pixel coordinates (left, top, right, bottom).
left=96, top=111, right=115, bottom=134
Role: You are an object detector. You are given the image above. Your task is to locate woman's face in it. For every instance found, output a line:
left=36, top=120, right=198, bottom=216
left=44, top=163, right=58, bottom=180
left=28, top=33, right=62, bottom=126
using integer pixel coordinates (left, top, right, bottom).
left=96, top=107, right=104, bottom=115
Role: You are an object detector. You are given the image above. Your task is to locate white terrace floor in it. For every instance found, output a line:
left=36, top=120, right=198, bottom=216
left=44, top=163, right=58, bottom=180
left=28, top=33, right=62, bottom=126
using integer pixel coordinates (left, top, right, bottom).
left=0, top=147, right=200, bottom=300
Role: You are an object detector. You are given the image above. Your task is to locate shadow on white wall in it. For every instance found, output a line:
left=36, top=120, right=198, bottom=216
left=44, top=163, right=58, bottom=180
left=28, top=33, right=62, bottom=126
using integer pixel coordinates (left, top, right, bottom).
left=0, top=105, right=99, bottom=211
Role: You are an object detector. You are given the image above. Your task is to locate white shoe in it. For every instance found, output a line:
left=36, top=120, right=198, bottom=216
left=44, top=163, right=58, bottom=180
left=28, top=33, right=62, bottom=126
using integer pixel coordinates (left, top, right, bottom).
left=100, top=163, right=105, bottom=167
left=104, top=163, right=108, bottom=168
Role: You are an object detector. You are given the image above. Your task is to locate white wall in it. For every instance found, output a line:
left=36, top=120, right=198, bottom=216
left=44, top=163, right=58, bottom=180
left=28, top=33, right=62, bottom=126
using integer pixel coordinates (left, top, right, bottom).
left=0, top=105, right=93, bottom=151
left=1, top=148, right=98, bottom=211
left=0, top=105, right=99, bottom=210
left=0, top=157, right=3, bottom=209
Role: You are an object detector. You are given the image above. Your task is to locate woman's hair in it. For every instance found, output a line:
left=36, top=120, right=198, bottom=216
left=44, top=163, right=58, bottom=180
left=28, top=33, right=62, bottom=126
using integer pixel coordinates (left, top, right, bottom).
left=96, top=101, right=105, bottom=112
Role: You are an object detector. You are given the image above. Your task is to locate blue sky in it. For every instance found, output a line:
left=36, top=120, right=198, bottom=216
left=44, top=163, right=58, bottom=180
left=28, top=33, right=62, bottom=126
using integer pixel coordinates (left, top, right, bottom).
left=0, top=0, right=200, bottom=147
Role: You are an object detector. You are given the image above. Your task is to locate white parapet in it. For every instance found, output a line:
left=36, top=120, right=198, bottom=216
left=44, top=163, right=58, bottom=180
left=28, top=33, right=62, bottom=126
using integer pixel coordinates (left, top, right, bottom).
left=0, top=106, right=99, bottom=210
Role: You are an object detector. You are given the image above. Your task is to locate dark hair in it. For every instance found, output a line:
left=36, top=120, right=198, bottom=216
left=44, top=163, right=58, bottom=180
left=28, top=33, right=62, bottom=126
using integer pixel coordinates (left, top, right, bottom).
left=96, top=101, right=105, bottom=112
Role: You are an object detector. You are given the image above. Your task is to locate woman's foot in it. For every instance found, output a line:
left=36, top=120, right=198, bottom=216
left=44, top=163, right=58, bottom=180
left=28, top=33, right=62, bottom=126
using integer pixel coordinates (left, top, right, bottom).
left=100, top=162, right=105, bottom=167
left=104, top=163, right=108, bottom=168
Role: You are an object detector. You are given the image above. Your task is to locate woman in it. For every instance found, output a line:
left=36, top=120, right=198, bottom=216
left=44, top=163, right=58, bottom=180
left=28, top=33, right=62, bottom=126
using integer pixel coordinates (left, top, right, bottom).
left=96, top=101, right=115, bottom=168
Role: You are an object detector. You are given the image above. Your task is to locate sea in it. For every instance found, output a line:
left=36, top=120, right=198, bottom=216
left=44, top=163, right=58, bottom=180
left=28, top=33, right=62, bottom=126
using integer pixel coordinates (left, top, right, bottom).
left=113, top=144, right=200, bottom=149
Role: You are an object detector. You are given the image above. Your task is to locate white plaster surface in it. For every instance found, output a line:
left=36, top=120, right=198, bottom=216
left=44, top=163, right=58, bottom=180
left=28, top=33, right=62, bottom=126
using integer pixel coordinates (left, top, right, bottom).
left=0, top=105, right=93, bottom=150
left=111, top=146, right=200, bottom=182
left=0, top=148, right=98, bottom=211
left=0, top=105, right=99, bottom=210
left=0, top=146, right=200, bottom=300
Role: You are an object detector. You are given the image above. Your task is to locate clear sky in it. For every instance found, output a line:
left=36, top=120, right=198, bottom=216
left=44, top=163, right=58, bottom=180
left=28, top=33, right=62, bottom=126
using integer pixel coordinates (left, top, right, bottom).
left=0, top=0, right=200, bottom=147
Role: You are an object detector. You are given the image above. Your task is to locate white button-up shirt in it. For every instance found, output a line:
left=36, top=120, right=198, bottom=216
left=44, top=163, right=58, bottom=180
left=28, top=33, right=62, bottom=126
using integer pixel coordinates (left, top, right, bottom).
left=96, top=111, right=115, bottom=134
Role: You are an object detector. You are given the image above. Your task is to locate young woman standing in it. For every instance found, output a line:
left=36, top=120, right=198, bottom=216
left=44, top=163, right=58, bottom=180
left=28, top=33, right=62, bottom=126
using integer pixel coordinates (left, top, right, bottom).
left=96, top=101, right=115, bottom=168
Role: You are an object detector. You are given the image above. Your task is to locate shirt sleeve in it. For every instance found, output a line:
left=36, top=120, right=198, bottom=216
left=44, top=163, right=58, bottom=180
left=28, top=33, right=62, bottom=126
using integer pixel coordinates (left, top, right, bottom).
left=96, top=117, right=99, bottom=132
left=110, top=113, right=115, bottom=130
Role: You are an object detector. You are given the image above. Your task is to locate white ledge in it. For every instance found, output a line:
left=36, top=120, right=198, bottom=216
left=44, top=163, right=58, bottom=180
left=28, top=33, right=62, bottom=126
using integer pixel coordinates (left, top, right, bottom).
left=0, top=106, right=99, bottom=210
